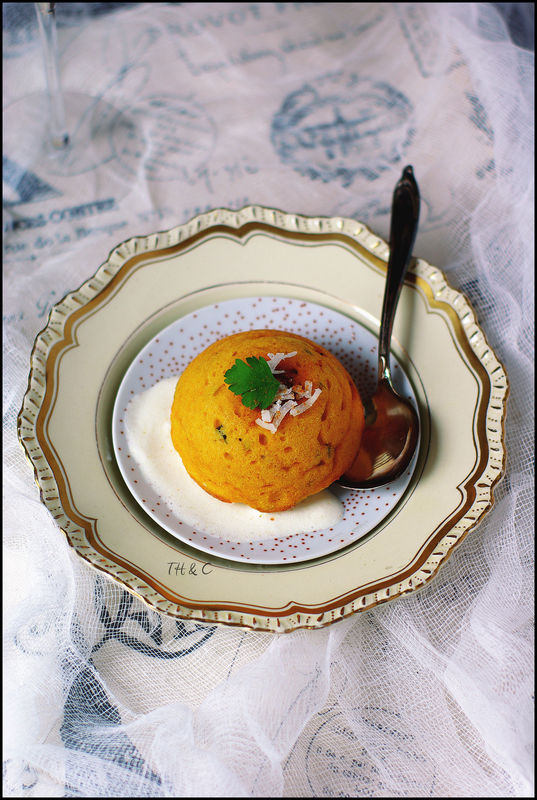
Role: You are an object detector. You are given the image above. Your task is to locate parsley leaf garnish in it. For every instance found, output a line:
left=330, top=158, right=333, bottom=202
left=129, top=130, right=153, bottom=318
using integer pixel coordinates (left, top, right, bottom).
left=224, top=357, right=280, bottom=410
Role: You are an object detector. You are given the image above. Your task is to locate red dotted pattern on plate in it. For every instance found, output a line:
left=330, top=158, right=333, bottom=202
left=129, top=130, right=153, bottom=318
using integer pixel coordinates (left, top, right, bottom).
left=113, top=297, right=418, bottom=564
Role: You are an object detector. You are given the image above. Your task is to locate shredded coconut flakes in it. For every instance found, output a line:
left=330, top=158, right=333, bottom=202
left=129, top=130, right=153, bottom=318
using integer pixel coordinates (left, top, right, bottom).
left=266, top=351, right=297, bottom=373
left=255, top=352, right=321, bottom=433
left=289, top=387, right=322, bottom=415
left=255, top=419, right=277, bottom=433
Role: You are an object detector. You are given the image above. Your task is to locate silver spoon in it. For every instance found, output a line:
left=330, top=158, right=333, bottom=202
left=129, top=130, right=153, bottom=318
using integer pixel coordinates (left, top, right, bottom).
left=338, top=165, right=420, bottom=489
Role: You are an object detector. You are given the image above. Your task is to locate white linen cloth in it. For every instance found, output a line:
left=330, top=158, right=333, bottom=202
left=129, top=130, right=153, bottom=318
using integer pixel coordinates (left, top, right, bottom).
left=3, top=3, right=534, bottom=796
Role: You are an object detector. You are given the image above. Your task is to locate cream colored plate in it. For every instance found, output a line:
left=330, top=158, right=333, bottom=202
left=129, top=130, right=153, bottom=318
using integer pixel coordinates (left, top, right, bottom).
left=18, top=206, right=508, bottom=632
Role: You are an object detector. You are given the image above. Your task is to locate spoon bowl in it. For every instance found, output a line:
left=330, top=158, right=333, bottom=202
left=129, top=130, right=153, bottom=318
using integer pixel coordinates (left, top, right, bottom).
left=338, top=165, right=420, bottom=490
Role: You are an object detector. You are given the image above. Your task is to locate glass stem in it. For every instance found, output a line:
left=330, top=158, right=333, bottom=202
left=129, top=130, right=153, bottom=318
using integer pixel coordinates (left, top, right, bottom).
left=35, top=2, right=69, bottom=149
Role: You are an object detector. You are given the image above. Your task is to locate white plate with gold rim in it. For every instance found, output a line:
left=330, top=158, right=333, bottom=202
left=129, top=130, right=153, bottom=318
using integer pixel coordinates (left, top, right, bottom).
left=18, top=206, right=508, bottom=632
left=111, top=296, right=420, bottom=565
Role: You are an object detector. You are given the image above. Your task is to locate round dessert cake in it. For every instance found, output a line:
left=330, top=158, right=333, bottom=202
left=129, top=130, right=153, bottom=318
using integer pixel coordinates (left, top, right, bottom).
left=170, top=330, right=364, bottom=512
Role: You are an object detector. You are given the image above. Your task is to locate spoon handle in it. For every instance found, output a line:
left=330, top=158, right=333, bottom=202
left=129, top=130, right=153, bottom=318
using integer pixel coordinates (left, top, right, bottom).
left=378, top=165, right=420, bottom=381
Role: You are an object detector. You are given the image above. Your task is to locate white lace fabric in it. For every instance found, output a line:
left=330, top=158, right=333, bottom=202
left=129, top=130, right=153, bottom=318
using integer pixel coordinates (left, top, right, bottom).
left=3, top=3, right=534, bottom=796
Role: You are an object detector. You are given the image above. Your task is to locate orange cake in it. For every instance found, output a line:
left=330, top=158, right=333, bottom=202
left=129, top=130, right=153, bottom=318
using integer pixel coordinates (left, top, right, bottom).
left=170, top=330, right=364, bottom=512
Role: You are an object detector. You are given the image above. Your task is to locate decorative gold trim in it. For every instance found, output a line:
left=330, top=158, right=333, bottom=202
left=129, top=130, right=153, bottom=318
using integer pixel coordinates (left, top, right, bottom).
left=17, top=206, right=508, bottom=632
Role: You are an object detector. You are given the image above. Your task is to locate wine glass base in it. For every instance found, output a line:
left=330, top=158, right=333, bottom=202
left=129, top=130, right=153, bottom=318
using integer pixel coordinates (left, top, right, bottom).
left=4, top=91, right=139, bottom=203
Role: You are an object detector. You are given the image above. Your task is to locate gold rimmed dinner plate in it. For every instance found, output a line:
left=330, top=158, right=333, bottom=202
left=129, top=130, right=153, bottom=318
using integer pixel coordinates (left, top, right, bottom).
left=17, top=206, right=508, bottom=632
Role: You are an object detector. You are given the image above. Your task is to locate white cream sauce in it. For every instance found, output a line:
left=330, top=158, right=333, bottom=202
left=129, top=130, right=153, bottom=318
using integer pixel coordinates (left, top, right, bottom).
left=124, top=377, right=343, bottom=541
